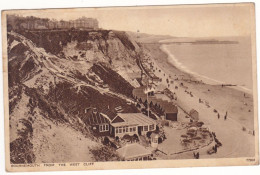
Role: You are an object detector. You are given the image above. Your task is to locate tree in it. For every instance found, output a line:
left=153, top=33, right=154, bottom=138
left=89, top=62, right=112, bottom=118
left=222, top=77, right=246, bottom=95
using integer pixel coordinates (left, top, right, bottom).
left=136, top=103, right=141, bottom=108
left=122, top=134, right=131, bottom=142
left=115, top=136, right=119, bottom=142
left=103, top=136, right=110, bottom=145
left=133, top=134, right=139, bottom=142
left=146, top=131, right=152, bottom=138
left=144, top=99, right=148, bottom=108
left=89, top=145, right=121, bottom=161
left=149, top=101, right=153, bottom=108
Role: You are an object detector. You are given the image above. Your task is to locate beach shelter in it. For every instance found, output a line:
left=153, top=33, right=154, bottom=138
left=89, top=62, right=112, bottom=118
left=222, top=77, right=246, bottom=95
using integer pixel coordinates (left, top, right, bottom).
left=116, top=143, right=153, bottom=161
left=190, top=109, right=199, bottom=121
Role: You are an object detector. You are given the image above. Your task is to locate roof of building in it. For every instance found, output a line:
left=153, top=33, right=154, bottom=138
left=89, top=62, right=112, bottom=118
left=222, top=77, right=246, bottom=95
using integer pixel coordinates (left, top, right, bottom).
left=111, top=113, right=156, bottom=127
left=100, top=108, right=117, bottom=122
left=190, top=109, right=199, bottom=115
left=133, top=87, right=146, bottom=98
left=116, top=143, right=152, bottom=159
left=150, top=132, right=159, bottom=139
left=160, top=101, right=178, bottom=113
left=81, top=109, right=109, bottom=125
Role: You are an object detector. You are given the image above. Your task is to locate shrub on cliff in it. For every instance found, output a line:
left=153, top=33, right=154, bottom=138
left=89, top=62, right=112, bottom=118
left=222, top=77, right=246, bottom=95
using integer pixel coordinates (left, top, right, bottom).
left=113, top=31, right=136, bottom=51
left=10, top=138, right=36, bottom=164
left=91, top=63, right=134, bottom=98
left=89, top=145, right=121, bottom=161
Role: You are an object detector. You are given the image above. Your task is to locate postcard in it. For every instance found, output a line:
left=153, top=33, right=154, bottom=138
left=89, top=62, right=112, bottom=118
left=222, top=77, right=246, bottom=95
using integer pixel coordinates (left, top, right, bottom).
left=1, top=3, right=258, bottom=172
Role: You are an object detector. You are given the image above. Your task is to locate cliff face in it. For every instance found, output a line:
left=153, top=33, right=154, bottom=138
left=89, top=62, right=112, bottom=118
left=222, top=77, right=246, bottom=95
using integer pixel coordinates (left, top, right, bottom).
left=18, top=30, right=138, bottom=62
left=7, top=30, right=141, bottom=163
left=17, top=30, right=141, bottom=86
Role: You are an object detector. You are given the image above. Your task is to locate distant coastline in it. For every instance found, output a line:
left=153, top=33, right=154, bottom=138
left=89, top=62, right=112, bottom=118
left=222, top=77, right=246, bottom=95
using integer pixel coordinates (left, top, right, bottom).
left=159, top=43, right=252, bottom=94
left=159, top=38, right=240, bottom=44
left=159, top=40, right=239, bottom=45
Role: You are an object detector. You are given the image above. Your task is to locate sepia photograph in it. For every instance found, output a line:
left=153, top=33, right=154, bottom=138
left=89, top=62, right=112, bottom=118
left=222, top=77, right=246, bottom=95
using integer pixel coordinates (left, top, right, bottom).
left=1, top=2, right=259, bottom=172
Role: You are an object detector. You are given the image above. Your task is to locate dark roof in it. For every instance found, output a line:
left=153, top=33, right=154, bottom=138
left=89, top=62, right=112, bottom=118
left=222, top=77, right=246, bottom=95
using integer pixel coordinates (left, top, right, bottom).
left=81, top=109, right=109, bottom=125
left=133, top=87, right=178, bottom=113
left=100, top=108, right=117, bottom=121
left=161, top=102, right=178, bottom=113
left=133, top=87, right=146, bottom=97
left=190, top=109, right=198, bottom=115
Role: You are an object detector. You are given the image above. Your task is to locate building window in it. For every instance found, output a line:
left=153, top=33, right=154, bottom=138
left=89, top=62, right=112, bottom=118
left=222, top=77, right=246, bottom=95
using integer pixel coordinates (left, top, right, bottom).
left=119, top=127, right=122, bottom=133
left=129, top=127, right=133, bottom=132
left=99, top=124, right=109, bottom=132
left=126, top=127, right=128, bottom=132
left=123, top=127, right=126, bottom=133
left=116, top=128, right=118, bottom=134
left=144, top=125, right=148, bottom=131
left=149, top=124, right=154, bottom=131
left=133, top=127, right=136, bottom=132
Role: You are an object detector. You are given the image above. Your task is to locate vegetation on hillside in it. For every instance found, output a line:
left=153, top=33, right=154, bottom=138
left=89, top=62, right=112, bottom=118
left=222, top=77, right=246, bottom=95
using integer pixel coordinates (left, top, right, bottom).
left=89, top=145, right=121, bottom=161
left=91, top=63, right=134, bottom=98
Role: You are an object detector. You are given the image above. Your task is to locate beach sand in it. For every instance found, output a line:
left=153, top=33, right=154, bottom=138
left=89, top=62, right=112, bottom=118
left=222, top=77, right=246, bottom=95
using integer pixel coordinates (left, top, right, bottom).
left=141, top=42, right=255, bottom=158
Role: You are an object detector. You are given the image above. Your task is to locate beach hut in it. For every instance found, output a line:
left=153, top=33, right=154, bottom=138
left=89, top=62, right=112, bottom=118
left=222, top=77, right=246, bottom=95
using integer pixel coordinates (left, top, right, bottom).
left=190, top=109, right=199, bottom=121
left=162, top=103, right=178, bottom=121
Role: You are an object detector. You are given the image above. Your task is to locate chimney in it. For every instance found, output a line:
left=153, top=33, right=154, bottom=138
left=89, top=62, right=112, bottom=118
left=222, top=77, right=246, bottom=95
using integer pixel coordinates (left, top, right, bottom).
left=85, top=107, right=91, bottom=113
left=93, top=108, right=97, bottom=114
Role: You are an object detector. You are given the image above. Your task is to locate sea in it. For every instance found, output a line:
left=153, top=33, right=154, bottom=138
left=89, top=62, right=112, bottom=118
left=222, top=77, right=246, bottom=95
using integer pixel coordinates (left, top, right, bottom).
left=160, top=36, right=253, bottom=93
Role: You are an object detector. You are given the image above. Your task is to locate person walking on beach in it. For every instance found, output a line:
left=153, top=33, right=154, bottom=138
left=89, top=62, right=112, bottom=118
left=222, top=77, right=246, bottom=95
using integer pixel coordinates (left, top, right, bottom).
left=224, top=111, right=228, bottom=120
left=217, top=113, right=220, bottom=119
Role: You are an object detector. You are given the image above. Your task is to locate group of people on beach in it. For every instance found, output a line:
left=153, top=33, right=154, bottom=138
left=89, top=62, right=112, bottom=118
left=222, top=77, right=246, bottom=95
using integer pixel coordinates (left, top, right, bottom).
left=217, top=111, right=228, bottom=120
left=193, top=151, right=200, bottom=159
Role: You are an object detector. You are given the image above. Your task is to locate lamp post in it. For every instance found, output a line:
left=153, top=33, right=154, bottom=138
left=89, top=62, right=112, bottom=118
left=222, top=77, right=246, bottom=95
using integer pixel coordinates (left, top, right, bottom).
left=144, top=78, right=155, bottom=119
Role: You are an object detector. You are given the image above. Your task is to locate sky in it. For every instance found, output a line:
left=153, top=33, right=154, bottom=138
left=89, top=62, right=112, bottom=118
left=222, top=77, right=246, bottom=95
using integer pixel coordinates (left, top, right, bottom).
left=6, top=3, right=254, bottom=37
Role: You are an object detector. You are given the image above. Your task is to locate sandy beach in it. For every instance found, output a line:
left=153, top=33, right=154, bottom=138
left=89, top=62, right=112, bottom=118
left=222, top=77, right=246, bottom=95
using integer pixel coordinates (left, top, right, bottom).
left=141, top=42, right=255, bottom=158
